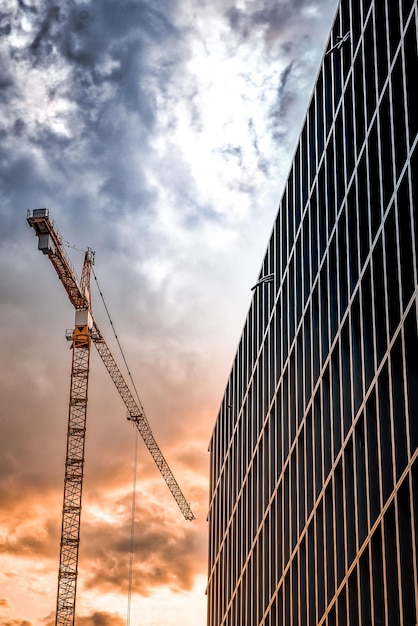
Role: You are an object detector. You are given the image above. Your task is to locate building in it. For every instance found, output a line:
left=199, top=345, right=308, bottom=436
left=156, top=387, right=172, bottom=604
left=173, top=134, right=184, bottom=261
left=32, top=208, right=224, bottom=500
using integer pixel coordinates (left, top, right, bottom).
left=207, top=0, right=418, bottom=624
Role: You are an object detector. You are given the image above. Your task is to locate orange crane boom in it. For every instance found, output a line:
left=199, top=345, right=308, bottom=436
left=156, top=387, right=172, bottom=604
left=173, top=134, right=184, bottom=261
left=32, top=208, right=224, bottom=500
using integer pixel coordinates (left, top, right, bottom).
left=27, top=209, right=194, bottom=626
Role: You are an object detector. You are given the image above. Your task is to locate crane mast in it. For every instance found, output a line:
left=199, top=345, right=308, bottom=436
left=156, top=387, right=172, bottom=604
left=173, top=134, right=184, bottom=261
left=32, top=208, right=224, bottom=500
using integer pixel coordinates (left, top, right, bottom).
left=57, top=253, right=93, bottom=625
left=27, top=209, right=194, bottom=626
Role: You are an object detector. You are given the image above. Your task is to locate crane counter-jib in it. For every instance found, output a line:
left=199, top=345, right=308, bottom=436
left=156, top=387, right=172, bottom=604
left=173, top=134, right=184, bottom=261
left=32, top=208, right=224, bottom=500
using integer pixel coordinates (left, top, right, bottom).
left=27, top=208, right=88, bottom=310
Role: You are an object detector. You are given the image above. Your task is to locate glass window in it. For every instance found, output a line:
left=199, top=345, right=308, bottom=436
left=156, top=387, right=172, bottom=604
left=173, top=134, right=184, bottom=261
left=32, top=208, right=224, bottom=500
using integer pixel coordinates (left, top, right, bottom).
left=353, top=51, right=366, bottom=152
left=316, top=71, right=325, bottom=160
left=301, top=123, right=309, bottom=213
left=367, top=119, right=381, bottom=240
left=374, top=1, right=388, bottom=93
left=344, top=78, right=355, bottom=181
left=364, top=15, right=377, bottom=124
left=335, top=108, right=345, bottom=208
left=397, top=479, right=417, bottom=622
left=378, top=361, right=394, bottom=503
left=379, top=87, right=394, bottom=209
left=351, top=0, right=362, bottom=49
left=361, top=263, right=375, bottom=391
left=404, top=306, right=418, bottom=451
left=390, top=335, right=408, bottom=479
left=355, top=419, right=368, bottom=545
left=404, top=14, right=418, bottom=144
left=384, top=206, right=400, bottom=337
left=387, top=0, right=401, bottom=60
left=357, top=152, right=370, bottom=266
left=391, top=56, right=407, bottom=177
left=366, top=389, right=380, bottom=526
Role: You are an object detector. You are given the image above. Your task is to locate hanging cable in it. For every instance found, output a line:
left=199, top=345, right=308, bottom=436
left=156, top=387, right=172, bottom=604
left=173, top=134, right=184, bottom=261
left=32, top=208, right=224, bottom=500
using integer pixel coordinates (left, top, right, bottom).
left=62, top=239, right=85, bottom=254
left=91, top=266, right=150, bottom=624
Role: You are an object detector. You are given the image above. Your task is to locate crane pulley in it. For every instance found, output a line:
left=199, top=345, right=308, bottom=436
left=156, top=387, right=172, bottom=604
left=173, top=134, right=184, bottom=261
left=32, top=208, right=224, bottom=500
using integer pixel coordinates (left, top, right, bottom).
left=27, top=208, right=194, bottom=626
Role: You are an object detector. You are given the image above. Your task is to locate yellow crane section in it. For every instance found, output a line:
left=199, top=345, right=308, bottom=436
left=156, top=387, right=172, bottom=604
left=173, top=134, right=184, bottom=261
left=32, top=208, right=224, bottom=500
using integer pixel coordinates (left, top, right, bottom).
left=27, top=209, right=194, bottom=626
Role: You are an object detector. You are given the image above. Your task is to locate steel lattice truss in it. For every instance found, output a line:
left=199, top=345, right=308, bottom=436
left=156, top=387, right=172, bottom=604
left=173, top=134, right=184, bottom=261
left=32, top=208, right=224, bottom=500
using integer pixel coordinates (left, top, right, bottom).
left=26, top=209, right=194, bottom=626
left=56, top=328, right=91, bottom=625
left=92, top=320, right=195, bottom=521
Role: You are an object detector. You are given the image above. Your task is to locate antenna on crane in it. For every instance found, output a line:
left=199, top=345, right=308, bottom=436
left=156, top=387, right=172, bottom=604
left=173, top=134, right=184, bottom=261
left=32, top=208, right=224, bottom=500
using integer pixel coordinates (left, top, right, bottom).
left=26, top=208, right=195, bottom=626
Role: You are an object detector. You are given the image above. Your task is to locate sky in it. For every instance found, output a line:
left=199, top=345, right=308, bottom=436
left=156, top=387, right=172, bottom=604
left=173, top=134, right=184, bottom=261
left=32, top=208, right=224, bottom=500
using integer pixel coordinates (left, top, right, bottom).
left=0, top=0, right=337, bottom=624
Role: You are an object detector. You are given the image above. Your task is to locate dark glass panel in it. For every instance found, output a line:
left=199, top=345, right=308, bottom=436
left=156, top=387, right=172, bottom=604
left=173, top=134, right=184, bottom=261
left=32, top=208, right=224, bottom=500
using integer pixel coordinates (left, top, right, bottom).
left=404, top=17, right=418, bottom=145
left=355, top=419, right=368, bottom=545
left=363, top=15, right=376, bottom=124
left=353, top=51, right=365, bottom=151
left=372, top=235, right=387, bottom=364
left=379, top=87, right=394, bottom=208
left=357, top=152, right=370, bottom=266
left=366, top=389, right=380, bottom=527
left=347, top=182, right=359, bottom=294
left=404, top=306, right=418, bottom=452
left=384, top=503, right=400, bottom=624
left=368, top=120, right=381, bottom=239
left=397, top=479, right=416, bottom=625
left=391, top=56, right=407, bottom=177
left=378, top=360, right=394, bottom=503
left=361, top=264, right=375, bottom=392
left=335, top=108, right=345, bottom=208
left=351, top=292, right=363, bottom=415
left=344, top=78, right=355, bottom=181
left=387, top=0, right=401, bottom=60
left=374, top=1, right=388, bottom=93
left=384, top=206, right=400, bottom=337
left=397, top=174, right=414, bottom=310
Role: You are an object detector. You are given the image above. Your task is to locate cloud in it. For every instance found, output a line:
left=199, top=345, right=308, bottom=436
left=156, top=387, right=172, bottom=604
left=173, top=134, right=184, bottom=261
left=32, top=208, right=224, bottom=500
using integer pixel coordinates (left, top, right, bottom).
left=42, top=611, right=125, bottom=626
left=77, top=613, right=126, bottom=626
left=0, top=600, right=10, bottom=608
left=0, top=515, right=59, bottom=561
left=0, top=621, right=33, bottom=626
left=76, top=488, right=206, bottom=597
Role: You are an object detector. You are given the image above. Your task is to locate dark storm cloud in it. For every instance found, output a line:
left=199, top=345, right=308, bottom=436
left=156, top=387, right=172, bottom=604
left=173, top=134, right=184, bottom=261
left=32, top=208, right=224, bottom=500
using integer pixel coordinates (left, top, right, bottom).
left=225, top=0, right=337, bottom=148
left=226, top=0, right=336, bottom=47
left=0, top=0, right=187, bottom=242
left=268, top=59, right=301, bottom=143
left=42, top=612, right=125, bottom=626
left=75, top=613, right=126, bottom=626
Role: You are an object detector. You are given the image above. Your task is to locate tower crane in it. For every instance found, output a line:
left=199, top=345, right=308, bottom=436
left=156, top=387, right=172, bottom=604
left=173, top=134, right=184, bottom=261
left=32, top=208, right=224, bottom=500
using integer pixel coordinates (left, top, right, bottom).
left=26, top=208, right=195, bottom=626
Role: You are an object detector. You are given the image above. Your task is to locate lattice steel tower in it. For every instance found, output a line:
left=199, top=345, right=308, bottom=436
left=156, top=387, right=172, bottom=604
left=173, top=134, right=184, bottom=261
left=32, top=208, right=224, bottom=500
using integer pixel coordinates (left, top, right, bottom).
left=27, top=209, right=194, bottom=626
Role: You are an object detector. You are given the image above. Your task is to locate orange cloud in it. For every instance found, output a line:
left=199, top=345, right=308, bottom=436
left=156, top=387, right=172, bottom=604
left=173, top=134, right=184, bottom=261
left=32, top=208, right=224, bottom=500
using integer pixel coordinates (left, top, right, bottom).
left=0, top=621, right=33, bottom=626
left=0, top=511, right=59, bottom=561
left=78, top=495, right=206, bottom=597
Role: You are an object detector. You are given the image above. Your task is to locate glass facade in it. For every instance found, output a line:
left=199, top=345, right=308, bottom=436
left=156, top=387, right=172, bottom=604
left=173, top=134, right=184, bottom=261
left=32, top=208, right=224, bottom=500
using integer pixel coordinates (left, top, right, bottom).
left=207, top=0, right=418, bottom=624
